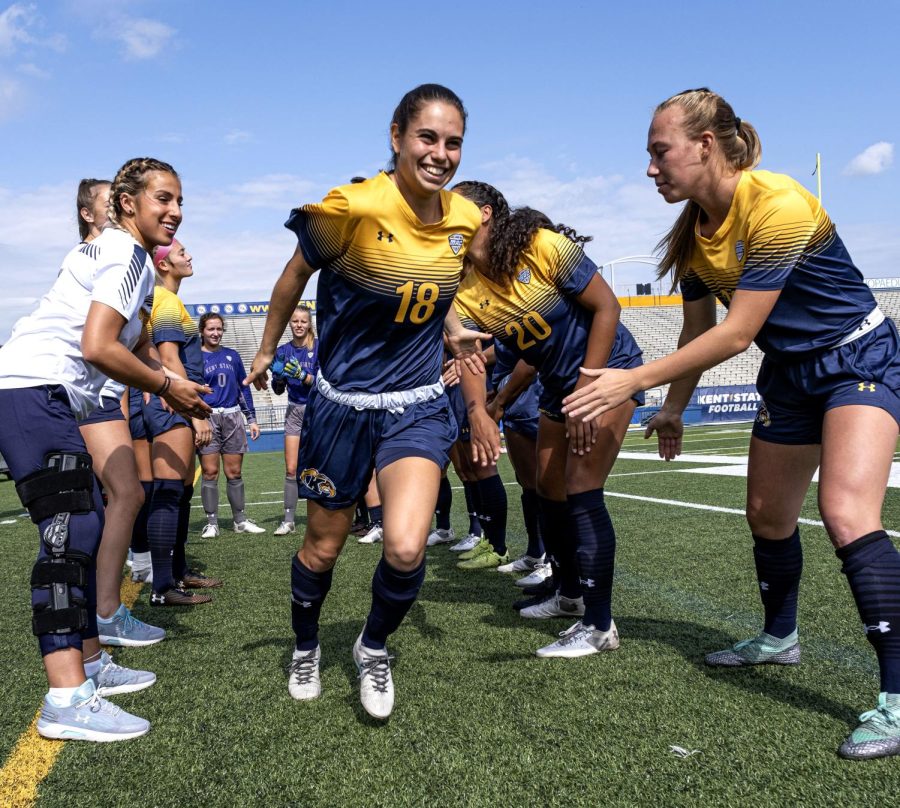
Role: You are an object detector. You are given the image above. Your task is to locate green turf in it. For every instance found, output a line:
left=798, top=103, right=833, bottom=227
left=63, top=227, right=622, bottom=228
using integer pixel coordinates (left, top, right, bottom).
left=1, top=423, right=899, bottom=806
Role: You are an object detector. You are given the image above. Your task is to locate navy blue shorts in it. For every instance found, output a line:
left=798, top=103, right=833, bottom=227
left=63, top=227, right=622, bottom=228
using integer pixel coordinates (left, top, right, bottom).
left=753, top=320, right=900, bottom=445
left=141, top=393, right=190, bottom=438
left=79, top=394, right=125, bottom=425
left=128, top=390, right=147, bottom=441
left=297, top=391, right=458, bottom=510
left=499, top=377, right=541, bottom=440
left=447, top=383, right=470, bottom=442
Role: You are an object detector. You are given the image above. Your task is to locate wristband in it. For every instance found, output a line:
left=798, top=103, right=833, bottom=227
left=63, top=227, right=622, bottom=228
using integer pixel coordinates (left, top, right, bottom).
left=155, top=376, right=171, bottom=397
left=298, top=369, right=308, bottom=383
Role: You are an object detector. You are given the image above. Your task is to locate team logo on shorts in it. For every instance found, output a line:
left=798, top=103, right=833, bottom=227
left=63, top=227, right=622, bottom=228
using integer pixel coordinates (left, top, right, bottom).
left=756, top=402, right=771, bottom=427
left=735, top=241, right=745, bottom=262
left=299, top=468, right=336, bottom=498
left=517, top=268, right=532, bottom=284
left=858, top=381, right=876, bottom=392
left=448, top=233, right=465, bottom=255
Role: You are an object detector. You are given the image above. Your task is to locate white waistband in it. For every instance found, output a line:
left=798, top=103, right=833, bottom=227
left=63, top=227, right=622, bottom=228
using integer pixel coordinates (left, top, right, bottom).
left=831, top=307, right=885, bottom=349
left=315, top=375, right=444, bottom=414
left=211, top=405, right=241, bottom=415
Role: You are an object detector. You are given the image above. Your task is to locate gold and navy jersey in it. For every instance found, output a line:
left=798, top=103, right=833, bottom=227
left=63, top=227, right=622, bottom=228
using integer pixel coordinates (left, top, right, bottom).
left=149, top=285, right=203, bottom=384
left=681, top=170, right=876, bottom=360
left=454, top=229, right=641, bottom=396
left=286, top=172, right=481, bottom=393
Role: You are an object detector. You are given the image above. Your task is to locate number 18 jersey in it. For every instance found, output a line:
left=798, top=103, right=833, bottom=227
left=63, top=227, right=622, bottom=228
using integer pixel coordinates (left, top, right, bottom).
left=286, top=172, right=481, bottom=394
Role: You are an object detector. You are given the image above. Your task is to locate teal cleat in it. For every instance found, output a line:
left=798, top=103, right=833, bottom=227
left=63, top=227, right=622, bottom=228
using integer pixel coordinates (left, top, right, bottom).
left=705, top=630, right=800, bottom=667
left=839, top=693, right=900, bottom=760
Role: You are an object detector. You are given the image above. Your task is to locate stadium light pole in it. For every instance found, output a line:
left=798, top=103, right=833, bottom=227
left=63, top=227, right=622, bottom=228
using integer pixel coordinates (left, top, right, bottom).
left=599, top=255, right=659, bottom=297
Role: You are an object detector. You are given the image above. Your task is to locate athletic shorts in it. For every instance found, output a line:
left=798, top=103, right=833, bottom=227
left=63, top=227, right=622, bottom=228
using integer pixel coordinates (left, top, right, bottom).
left=753, top=319, right=900, bottom=445
left=78, top=395, right=125, bottom=425
left=284, top=402, right=307, bottom=438
left=128, top=389, right=147, bottom=441
left=199, top=409, right=248, bottom=455
left=500, top=377, right=542, bottom=440
left=296, top=392, right=457, bottom=510
left=141, top=393, right=190, bottom=438
left=446, top=383, right=469, bottom=442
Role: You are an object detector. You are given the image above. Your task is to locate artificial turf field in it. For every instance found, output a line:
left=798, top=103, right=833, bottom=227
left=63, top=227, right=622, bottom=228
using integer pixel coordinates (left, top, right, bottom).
left=1, top=423, right=898, bottom=807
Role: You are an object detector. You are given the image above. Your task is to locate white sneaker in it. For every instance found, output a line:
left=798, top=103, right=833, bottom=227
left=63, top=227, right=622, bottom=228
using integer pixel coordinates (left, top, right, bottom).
left=515, top=562, right=553, bottom=588
left=357, top=523, right=383, bottom=544
left=449, top=533, right=481, bottom=553
left=200, top=523, right=219, bottom=539
left=287, top=646, right=321, bottom=700
left=536, top=620, right=619, bottom=658
left=519, top=592, right=585, bottom=620
left=234, top=519, right=265, bottom=534
left=497, top=554, right=545, bottom=575
left=274, top=521, right=295, bottom=536
left=352, top=633, right=394, bottom=719
left=426, top=527, right=455, bottom=547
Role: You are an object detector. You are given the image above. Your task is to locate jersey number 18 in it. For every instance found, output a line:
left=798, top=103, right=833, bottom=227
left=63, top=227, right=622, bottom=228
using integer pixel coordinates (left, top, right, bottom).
left=394, top=281, right=439, bottom=324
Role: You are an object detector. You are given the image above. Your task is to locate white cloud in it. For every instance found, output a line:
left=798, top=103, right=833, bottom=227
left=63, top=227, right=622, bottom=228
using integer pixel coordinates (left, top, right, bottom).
left=109, top=17, right=175, bottom=61
left=0, top=3, right=35, bottom=57
left=16, top=61, right=48, bottom=78
left=0, top=74, right=24, bottom=121
left=224, top=130, right=252, bottom=145
left=844, top=142, right=894, bottom=176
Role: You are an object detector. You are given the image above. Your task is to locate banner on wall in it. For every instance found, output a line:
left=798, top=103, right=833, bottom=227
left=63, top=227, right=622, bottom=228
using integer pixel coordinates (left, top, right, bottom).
left=691, top=384, right=761, bottom=422
left=185, top=300, right=316, bottom=318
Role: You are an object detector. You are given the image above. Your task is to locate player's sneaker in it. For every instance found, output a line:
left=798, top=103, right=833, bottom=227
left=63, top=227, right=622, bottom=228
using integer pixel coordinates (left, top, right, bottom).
left=426, top=527, right=455, bottom=547
left=536, top=620, right=620, bottom=658
left=457, top=549, right=509, bottom=570
left=838, top=692, right=900, bottom=760
left=705, top=630, right=801, bottom=667
left=97, top=603, right=165, bottom=647
left=287, top=646, right=321, bottom=701
left=449, top=532, right=482, bottom=553
left=497, top=553, right=544, bottom=575
left=91, top=651, right=156, bottom=696
left=457, top=537, right=491, bottom=561
left=274, top=521, right=295, bottom=536
left=200, top=523, right=219, bottom=539
left=353, top=633, right=395, bottom=720
left=37, top=679, right=150, bottom=742
left=358, top=522, right=383, bottom=545
left=349, top=519, right=369, bottom=537
left=125, top=549, right=134, bottom=569
left=150, top=587, right=212, bottom=607
left=234, top=519, right=265, bottom=534
left=176, top=569, right=223, bottom=589
left=515, top=562, right=553, bottom=588
left=519, top=592, right=585, bottom=619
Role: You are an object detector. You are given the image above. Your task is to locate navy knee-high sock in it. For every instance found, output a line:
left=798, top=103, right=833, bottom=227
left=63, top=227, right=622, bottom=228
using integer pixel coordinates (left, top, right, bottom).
left=475, top=475, right=507, bottom=555
left=369, top=504, right=383, bottom=525
left=753, top=529, right=803, bottom=639
left=148, top=479, right=183, bottom=592
left=291, top=555, right=334, bottom=651
left=538, top=496, right=579, bottom=598
left=521, top=488, right=544, bottom=558
left=463, top=481, right=482, bottom=536
left=130, top=480, right=152, bottom=553
left=172, top=483, right=193, bottom=580
left=838, top=531, right=900, bottom=693
left=363, top=556, right=426, bottom=649
left=435, top=476, right=452, bottom=531
left=355, top=499, right=369, bottom=526
left=568, top=489, right=616, bottom=631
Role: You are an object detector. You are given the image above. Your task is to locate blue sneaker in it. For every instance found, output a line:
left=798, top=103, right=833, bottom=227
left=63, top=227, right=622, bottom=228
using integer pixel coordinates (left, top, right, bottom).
left=97, top=604, right=165, bottom=647
left=37, top=680, right=150, bottom=742
left=91, top=651, right=156, bottom=696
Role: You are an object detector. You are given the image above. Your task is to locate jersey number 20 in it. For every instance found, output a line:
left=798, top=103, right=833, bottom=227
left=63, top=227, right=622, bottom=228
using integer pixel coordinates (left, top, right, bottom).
left=504, top=311, right=551, bottom=350
left=394, top=281, right=439, bottom=324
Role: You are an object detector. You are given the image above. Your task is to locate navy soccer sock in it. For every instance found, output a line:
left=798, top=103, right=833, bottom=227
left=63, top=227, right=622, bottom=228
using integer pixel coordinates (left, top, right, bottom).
left=463, top=481, right=482, bottom=536
left=435, top=476, right=452, bottom=531
left=752, top=528, right=803, bottom=639
left=369, top=504, right=383, bottom=525
left=568, top=489, right=615, bottom=631
left=538, top=496, right=579, bottom=598
left=475, top=475, right=507, bottom=555
left=521, top=488, right=544, bottom=558
left=172, top=483, right=193, bottom=580
left=148, top=479, right=183, bottom=593
left=291, top=555, right=334, bottom=651
left=130, top=480, right=152, bottom=553
left=362, top=556, right=426, bottom=649
left=355, top=499, right=369, bottom=526
left=837, top=531, right=900, bottom=693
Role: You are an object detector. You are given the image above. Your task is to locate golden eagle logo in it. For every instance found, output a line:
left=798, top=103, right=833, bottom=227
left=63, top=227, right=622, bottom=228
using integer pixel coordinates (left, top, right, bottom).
left=299, top=468, right=336, bottom=498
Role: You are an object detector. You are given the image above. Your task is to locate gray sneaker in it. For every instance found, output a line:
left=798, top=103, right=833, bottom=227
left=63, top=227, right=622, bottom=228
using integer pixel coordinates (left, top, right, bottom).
left=37, top=679, right=150, bottom=742
left=426, top=527, right=455, bottom=547
left=91, top=651, right=156, bottom=696
left=497, top=554, right=544, bottom=575
left=287, top=646, right=321, bottom=701
left=97, top=604, right=165, bottom=647
left=353, top=632, right=394, bottom=719
left=705, top=630, right=800, bottom=667
left=536, top=620, right=620, bottom=658
left=519, top=592, right=585, bottom=620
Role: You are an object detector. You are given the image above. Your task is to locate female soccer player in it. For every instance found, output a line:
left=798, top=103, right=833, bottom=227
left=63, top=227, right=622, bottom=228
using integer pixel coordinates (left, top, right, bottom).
left=564, top=88, right=900, bottom=760
left=246, top=83, right=487, bottom=719
left=198, top=312, right=263, bottom=537
left=270, top=305, right=319, bottom=536
left=0, top=157, right=209, bottom=741
left=452, top=180, right=643, bottom=658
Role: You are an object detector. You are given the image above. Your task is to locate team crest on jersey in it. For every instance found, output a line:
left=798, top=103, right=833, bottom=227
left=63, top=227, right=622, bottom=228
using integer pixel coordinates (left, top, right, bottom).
left=755, top=402, right=771, bottom=427
left=517, top=268, right=532, bottom=284
left=735, top=241, right=745, bottom=262
left=299, top=468, right=336, bottom=498
left=448, top=233, right=464, bottom=255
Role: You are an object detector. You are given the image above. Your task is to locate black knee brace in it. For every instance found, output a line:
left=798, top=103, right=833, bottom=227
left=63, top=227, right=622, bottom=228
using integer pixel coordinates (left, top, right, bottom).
left=16, top=452, right=95, bottom=636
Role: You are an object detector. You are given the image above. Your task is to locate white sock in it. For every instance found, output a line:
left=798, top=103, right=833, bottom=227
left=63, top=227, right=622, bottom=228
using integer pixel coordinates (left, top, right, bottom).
left=83, top=658, right=102, bottom=677
left=132, top=551, right=152, bottom=570
left=47, top=684, right=84, bottom=706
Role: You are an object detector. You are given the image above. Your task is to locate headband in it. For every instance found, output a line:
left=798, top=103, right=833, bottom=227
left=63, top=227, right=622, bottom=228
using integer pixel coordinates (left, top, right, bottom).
left=153, top=243, right=173, bottom=268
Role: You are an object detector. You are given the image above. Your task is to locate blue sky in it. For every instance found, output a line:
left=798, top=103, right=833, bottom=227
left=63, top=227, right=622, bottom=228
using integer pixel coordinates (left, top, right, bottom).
left=1, top=0, right=897, bottom=339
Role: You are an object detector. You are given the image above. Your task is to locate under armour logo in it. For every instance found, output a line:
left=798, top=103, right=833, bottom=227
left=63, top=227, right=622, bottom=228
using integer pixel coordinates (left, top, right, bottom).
left=580, top=577, right=595, bottom=588
left=858, top=382, right=876, bottom=392
left=75, top=713, right=91, bottom=724
left=300, top=601, right=312, bottom=608
left=478, top=299, right=490, bottom=309
left=759, top=581, right=769, bottom=591
left=865, top=621, right=891, bottom=634
left=377, top=231, right=394, bottom=243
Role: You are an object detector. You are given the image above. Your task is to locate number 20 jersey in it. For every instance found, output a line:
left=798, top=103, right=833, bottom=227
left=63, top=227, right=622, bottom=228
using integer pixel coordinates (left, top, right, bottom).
left=286, top=172, right=481, bottom=394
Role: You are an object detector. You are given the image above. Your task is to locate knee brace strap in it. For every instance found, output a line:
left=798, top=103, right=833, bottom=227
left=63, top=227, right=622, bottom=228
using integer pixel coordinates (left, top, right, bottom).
left=16, top=452, right=94, bottom=524
left=30, top=550, right=91, bottom=636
